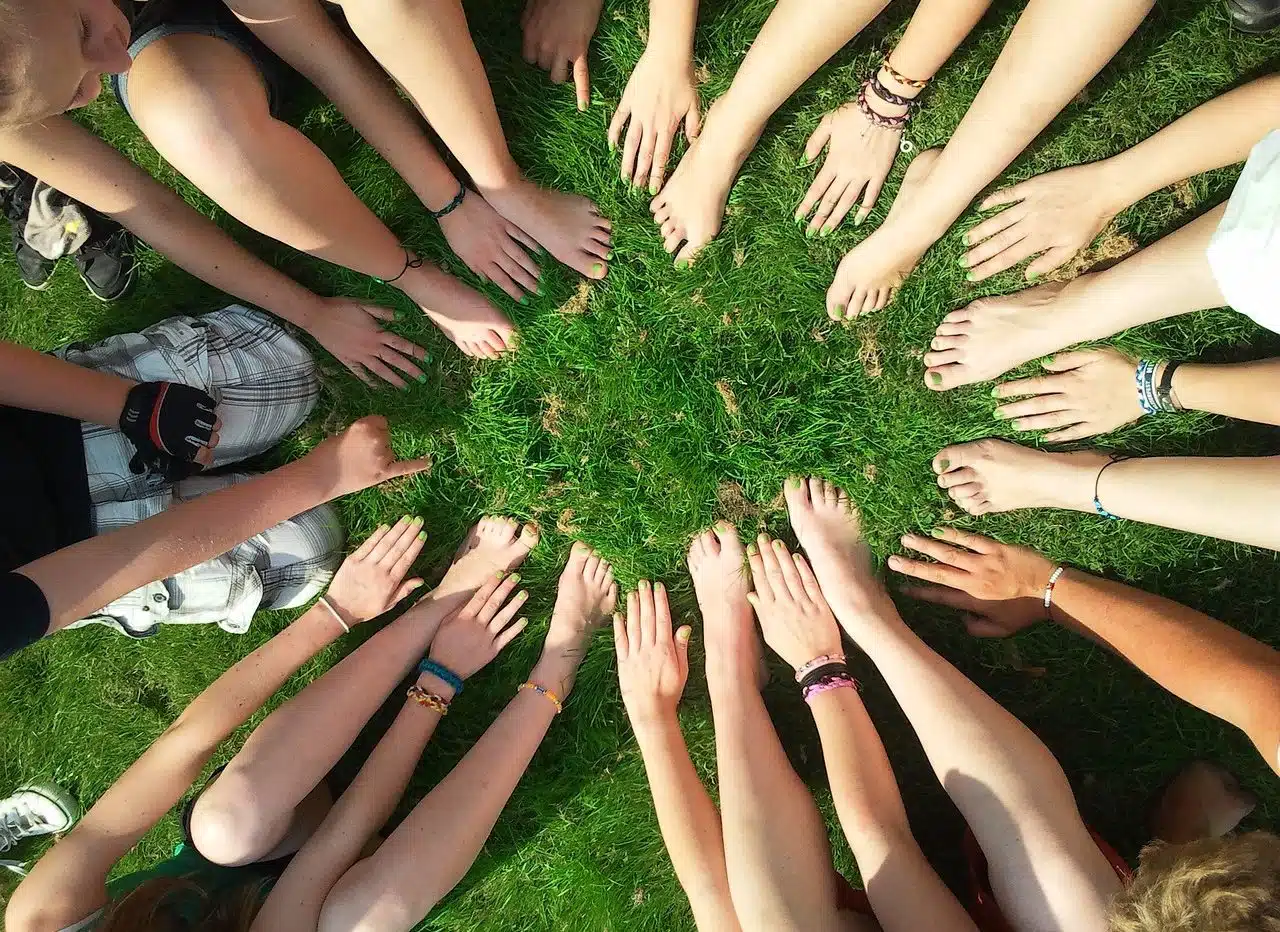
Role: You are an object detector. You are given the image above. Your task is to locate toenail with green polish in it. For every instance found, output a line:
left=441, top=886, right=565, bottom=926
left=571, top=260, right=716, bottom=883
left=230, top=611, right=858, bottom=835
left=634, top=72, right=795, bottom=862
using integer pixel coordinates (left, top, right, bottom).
left=676, top=259, right=688, bottom=269
left=605, top=250, right=614, bottom=260
left=965, top=272, right=976, bottom=282
left=592, top=262, right=604, bottom=275
left=930, top=528, right=946, bottom=539
left=939, top=459, right=951, bottom=471
left=417, top=373, right=427, bottom=383
left=835, top=304, right=845, bottom=315
left=649, top=183, right=658, bottom=195
left=930, top=372, right=943, bottom=385
left=519, top=295, right=529, bottom=305
left=747, top=542, right=758, bottom=555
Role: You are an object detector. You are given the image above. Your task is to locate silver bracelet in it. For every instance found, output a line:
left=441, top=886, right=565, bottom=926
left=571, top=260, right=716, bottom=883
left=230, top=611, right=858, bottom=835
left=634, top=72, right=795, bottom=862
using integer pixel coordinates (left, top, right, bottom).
left=317, top=595, right=351, bottom=634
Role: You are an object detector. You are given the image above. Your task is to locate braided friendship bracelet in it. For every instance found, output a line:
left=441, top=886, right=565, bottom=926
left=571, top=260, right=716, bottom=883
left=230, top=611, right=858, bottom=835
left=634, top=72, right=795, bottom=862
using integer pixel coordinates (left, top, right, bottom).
left=519, top=680, right=563, bottom=713
left=857, top=84, right=911, bottom=130
left=799, top=661, right=850, bottom=691
left=794, top=653, right=846, bottom=683
left=868, top=71, right=915, bottom=109
left=406, top=685, right=451, bottom=715
left=802, top=672, right=858, bottom=703
left=880, top=57, right=929, bottom=90
left=419, top=658, right=465, bottom=695
left=430, top=183, right=467, bottom=220
left=1043, top=565, right=1065, bottom=612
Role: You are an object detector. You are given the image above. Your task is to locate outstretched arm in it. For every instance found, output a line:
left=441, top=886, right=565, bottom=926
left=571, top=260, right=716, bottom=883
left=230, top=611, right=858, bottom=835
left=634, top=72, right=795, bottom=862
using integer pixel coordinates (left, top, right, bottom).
left=1170, top=358, right=1280, bottom=427
left=893, top=530, right=1280, bottom=776
left=617, top=585, right=741, bottom=932
left=10, top=417, right=428, bottom=644
left=747, top=537, right=978, bottom=932
left=0, top=341, right=132, bottom=428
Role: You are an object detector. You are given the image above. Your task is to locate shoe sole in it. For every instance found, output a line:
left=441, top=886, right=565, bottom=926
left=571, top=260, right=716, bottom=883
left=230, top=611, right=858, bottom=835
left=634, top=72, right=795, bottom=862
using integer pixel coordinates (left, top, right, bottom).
left=21, top=278, right=54, bottom=292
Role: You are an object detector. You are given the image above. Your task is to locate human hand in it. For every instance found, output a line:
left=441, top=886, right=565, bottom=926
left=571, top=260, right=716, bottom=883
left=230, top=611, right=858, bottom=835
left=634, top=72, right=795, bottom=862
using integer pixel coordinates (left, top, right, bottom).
left=963, top=162, right=1124, bottom=282
left=119, top=381, right=221, bottom=476
left=608, top=45, right=700, bottom=194
left=615, top=580, right=691, bottom=726
left=305, top=296, right=428, bottom=389
left=324, top=515, right=428, bottom=626
left=746, top=535, right=844, bottom=671
left=521, top=0, right=603, bottom=111
left=437, top=191, right=543, bottom=300
left=993, top=348, right=1144, bottom=443
left=429, top=570, right=530, bottom=679
left=887, top=528, right=1055, bottom=637
left=305, top=415, right=434, bottom=499
left=796, top=101, right=902, bottom=235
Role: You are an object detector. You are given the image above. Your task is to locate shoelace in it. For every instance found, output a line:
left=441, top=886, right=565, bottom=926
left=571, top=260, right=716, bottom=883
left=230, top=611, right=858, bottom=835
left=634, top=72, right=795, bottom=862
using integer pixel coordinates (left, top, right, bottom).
left=0, top=803, right=48, bottom=853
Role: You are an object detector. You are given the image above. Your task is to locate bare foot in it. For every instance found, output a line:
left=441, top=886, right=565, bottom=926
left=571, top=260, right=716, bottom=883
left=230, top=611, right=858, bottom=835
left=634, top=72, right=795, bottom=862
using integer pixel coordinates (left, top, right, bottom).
left=923, top=279, right=1097, bottom=391
left=826, top=147, right=940, bottom=321
left=1150, top=760, right=1257, bottom=844
left=399, top=263, right=516, bottom=360
left=530, top=541, right=617, bottom=697
left=687, top=522, right=763, bottom=687
left=437, top=517, right=540, bottom=602
left=931, top=440, right=1111, bottom=517
left=650, top=100, right=758, bottom=266
left=482, top=180, right=612, bottom=281
left=784, top=478, right=893, bottom=635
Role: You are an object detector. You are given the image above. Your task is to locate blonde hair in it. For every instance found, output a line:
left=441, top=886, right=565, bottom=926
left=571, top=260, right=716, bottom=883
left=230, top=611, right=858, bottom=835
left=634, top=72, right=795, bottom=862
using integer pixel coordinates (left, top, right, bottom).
left=1109, top=831, right=1280, bottom=932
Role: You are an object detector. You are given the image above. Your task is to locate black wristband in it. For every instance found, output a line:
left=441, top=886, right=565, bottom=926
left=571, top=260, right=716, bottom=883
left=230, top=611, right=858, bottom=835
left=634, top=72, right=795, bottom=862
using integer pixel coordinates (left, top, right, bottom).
left=119, top=381, right=217, bottom=481
left=799, top=661, right=849, bottom=691
left=1157, top=360, right=1183, bottom=412
left=430, top=184, right=467, bottom=220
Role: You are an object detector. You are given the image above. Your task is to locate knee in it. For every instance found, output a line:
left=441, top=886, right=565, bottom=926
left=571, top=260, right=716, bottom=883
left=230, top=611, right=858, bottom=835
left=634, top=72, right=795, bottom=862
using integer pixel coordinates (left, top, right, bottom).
left=187, top=772, right=281, bottom=867
left=318, top=865, right=425, bottom=932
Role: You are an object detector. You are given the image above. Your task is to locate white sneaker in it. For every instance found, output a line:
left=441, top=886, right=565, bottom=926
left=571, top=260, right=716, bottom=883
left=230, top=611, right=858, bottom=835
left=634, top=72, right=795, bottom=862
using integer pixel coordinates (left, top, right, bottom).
left=0, top=783, right=79, bottom=875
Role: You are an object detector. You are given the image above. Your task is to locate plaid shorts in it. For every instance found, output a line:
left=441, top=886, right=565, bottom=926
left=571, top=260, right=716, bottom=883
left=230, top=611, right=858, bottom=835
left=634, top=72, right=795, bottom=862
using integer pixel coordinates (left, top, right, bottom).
left=55, top=306, right=343, bottom=638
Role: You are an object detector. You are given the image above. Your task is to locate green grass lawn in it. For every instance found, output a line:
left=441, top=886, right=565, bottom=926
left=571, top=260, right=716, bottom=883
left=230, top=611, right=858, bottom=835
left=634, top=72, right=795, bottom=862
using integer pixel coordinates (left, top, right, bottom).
left=4, top=0, right=1280, bottom=928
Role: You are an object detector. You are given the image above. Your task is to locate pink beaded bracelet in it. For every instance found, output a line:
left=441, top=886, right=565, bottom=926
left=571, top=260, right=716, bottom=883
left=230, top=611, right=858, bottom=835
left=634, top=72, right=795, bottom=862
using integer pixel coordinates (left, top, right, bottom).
left=802, top=676, right=858, bottom=703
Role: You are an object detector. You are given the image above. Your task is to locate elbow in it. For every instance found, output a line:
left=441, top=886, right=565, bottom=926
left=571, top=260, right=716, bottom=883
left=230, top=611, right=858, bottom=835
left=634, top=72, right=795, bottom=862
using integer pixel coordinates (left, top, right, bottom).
left=6, top=885, right=68, bottom=932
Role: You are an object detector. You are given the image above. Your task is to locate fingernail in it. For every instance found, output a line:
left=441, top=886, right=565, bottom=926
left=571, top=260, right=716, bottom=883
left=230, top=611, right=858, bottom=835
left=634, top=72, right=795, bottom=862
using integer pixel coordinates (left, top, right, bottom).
left=854, top=214, right=865, bottom=227
left=592, top=262, right=604, bottom=276
left=519, top=295, right=529, bottom=305
left=965, top=272, right=975, bottom=282
left=402, top=514, right=412, bottom=523
left=677, top=628, right=691, bottom=641
left=930, top=528, right=945, bottom=538
left=641, top=579, right=651, bottom=591
left=649, top=182, right=658, bottom=195
left=772, top=539, right=784, bottom=550
left=517, top=590, right=529, bottom=600
left=787, top=476, right=801, bottom=489
left=578, top=100, right=588, bottom=112
left=509, top=573, right=521, bottom=583
left=655, top=581, right=665, bottom=593
left=414, top=516, right=425, bottom=524
left=417, top=530, right=427, bottom=541
left=1027, top=271, right=1040, bottom=281
left=794, top=213, right=803, bottom=224
left=417, top=373, right=427, bottom=383
left=957, top=256, right=968, bottom=268
left=819, top=227, right=830, bottom=238
left=804, top=227, right=815, bottom=239
left=747, top=542, right=758, bottom=555
left=930, top=372, right=943, bottom=386
left=798, top=153, right=810, bottom=166
left=994, top=408, right=1008, bottom=419
left=495, top=570, right=507, bottom=580
left=887, top=555, right=901, bottom=569
left=990, top=387, right=1000, bottom=397
left=535, top=285, right=543, bottom=296
left=609, top=140, right=616, bottom=152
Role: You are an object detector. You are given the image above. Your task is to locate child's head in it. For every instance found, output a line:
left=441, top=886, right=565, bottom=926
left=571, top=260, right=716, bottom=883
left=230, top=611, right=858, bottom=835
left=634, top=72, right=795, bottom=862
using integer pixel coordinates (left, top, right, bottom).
left=1109, top=831, right=1280, bottom=931
left=0, top=0, right=132, bottom=127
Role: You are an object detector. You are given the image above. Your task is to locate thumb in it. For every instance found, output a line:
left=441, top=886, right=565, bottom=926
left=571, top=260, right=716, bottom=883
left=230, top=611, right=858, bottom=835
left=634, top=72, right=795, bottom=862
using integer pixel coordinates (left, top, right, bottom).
left=574, top=57, right=590, bottom=111
left=360, top=302, right=396, bottom=322
left=674, top=625, right=692, bottom=676
left=1042, top=350, right=1096, bottom=373
left=394, top=578, right=425, bottom=602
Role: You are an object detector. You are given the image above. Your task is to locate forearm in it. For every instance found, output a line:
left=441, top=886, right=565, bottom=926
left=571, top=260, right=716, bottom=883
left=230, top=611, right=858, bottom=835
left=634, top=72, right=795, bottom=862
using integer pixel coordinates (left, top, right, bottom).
left=1053, top=571, right=1280, bottom=772
left=1170, top=358, right=1280, bottom=426
left=19, top=453, right=337, bottom=632
left=0, top=342, right=131, bottom=427
left=809, top=688, right=978, bottom=932
left=1099, top=74, right=1280, bottom=210
left=646, top=0, right=698, bottom=60
left=633, top=716, right=740, bottom=932
left=887, top=0, right=993, bottom=85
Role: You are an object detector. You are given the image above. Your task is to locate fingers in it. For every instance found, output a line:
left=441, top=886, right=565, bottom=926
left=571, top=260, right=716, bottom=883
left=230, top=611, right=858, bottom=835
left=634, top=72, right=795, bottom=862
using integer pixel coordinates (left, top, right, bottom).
left=899, top=583, right=985, bottom=613
left=461, top=571, right=507, bottom=619
left=978, top=181, right=1030, bottom=212
left=899, top=532, right=976, bottom=570
left=771, top=539, right=810, bottom=604
left=1024, top=246, right=1076, bottom=280
left=792, top=552, right=826, bottom=605
left=638, top=579, right=657, bottom=646
left=351, top=522, right=391, bottom=561
left=653, top=580, right=673, bottom=642
left=1042, top=423, right=1103, bottom=444
left=626, top=589, right=642, bottom=650
left=993, top=373, right=1065, bottom=399
left=1041, top=349, right=1100, bottom=373
left=613, top=612, right=629, bottom=659
left=369, top=515, right=419, bottom=564
left=1004, top=409, right=1080, bottom=433
left=573, top=56, right=590, bottom=111
left=648, top=124, right=675, bottom=195
left=550, top=56, right=569, bottom=85
left=797, top=168, right=835, bottom=226
left=486, top=584, right=529, bottom=633
left=359, top=302, right=396, bottom=323
left=383, top=334, right=429, bottom=364
left=634, top=126, right=658, bottom=197
left=752, top=534, right=786, bottom=599
left=885, top=553, right=968, bottom=589
left=964, top=231, right=1032, bottom=283
left=389, top=524, right=427, bottom=580
left=379, top=348, right=425, bottom=384
left=803, top=117, right=832, bottom=165
left=608, top=103, right=630, bottom=152
left=824, top=180, right=864, bottom=234
left=494, top=616, right=530, bottom=651
left=931, top=527, right=996, bottom=554
left=364, top=357, right=408, bottom=389
left=393, top=578, right=425, bottom=602
left=476, top=573, right=523, bottom=627
left=620, top=119, right=643, bottom=186
left=995, top=393, right=1072, bottom=421
left=746, top=538, right=770, bottom=599
left=854, top=166, right=890, bottom=228
left=809, top=178, right=852, bottom=237
left=386, top=456, right=434, bottom=480
left=674, top=624, right=692, bottom=678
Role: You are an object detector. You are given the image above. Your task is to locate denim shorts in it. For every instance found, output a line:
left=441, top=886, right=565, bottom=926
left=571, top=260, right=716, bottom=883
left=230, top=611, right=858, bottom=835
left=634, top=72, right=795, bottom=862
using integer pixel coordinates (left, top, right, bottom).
left=110, top=0, right=289, bottom=120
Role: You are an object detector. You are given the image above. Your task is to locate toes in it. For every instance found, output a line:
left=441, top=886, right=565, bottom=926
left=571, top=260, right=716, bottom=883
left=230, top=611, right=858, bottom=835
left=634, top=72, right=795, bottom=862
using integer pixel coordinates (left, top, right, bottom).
left=784, top=475, right=811, bottom=513
left=925, top=364, right=970, bottom=392
left=821, top=479, right=839, bottom=506
left=922, top=348, right=963, bottom=368
left=932, top=442, right=978, bottom=476
left=674, top=243, right=699, bottom=268
left=930, top=334, right=968, bottom=352
left=937, top=466, right=978, bottom=490
left=584, top=550, right=602, bottom=580
left=711, top=520, right=739, bottom=553
left=698, top=527, right=722, bottom=556
left=518, top=523, right=540, bottom=550
left=568, top=540, right=591, bottom=568
left=663, top=230, right=684, bottom=254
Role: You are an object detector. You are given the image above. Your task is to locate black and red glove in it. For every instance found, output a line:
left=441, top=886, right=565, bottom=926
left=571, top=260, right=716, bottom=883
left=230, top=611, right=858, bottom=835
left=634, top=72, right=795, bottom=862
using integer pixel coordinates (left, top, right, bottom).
left=119, top=381, right=217, bottom=481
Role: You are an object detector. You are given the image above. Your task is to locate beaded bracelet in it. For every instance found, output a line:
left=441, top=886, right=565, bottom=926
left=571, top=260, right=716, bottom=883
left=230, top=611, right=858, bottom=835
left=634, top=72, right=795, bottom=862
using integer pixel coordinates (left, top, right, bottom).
left=794, top=653, right=846, bottom=683
left=519, top=680, right=563, bottom=714
left=407, top=685, right=451, bottom=715
left=880, top=57, right=930, bottom=90
left=1043, top=565, right=1065, bottom=612
left=802, top=673, right=858, bottom=703
left=419, top=658, right=465, bottom=695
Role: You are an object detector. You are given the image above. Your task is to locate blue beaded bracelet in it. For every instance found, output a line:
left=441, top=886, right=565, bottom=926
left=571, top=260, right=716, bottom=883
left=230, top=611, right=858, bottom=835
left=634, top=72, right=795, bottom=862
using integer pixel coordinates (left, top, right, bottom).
left=419, top=658, right=464, bottom=695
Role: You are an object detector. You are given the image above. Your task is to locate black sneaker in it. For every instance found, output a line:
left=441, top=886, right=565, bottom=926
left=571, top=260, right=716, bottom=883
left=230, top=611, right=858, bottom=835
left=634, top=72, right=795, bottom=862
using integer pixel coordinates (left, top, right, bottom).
left=1225, top=0, right=1280, bottom=32
left=10, top=225, right=56, bottom=290
left=75, top=217, right=137, bottom=302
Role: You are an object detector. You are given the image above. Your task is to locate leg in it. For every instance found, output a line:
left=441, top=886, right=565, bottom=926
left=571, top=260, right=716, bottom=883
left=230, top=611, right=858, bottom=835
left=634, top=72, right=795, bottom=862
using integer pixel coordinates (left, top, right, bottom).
left=688, top=524, right=848, bottom=932
left=926, top=204, right=1228, bottom=390
left=931, top=439, right=1280, bottom=550
left=827, top=0, right=1155, bottom=319
left=126, top=33, right=512, bottom=358
left=651, top=0, right=892, bottom=264
left=189, top=517, right=539, bottom=867
left=784, top=479, right=1122, bottom=932
left=338, top=0, right=613, bottom=280
left=301, top=545, right=616, bottom=932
